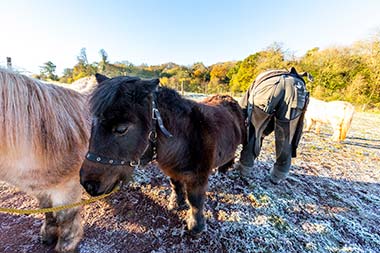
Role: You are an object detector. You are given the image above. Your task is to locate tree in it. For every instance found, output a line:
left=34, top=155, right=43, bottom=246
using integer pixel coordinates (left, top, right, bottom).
left=77, top=48, right=88, bottom=65
left=39, top=61, right=58, bottom=81
left=208, top=62, right=236, bottom=93
left=190, top=62, right=210, bottom=93
left=71, top=48, right=97, bottom=81
left=98, top=49, right=109, bottom=72
left=59, top=68, right=74, bottom=83
left=229, top=46, right=287, bottom=93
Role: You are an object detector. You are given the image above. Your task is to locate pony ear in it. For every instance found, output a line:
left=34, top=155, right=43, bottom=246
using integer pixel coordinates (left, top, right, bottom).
left=95, top=73, right=110, bottom=84
left=144, top=78, right=159, bottom=92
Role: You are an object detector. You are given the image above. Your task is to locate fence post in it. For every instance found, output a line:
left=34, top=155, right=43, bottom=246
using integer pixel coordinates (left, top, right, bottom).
left=6, top=57, right=12, bottom=70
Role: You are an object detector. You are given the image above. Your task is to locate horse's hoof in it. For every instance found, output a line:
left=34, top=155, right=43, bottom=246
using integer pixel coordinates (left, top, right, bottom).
left=187, top=223, right=205, bottom=237
left=269, top=178, right=279, bottom=185
left=269, top=168, right=288, bottom=184
left=40, top=235, right=58, bottom=246
left=55, top=242, right=80, bottom=253
left=217, top=166, right=228, bottom=173
left=168, top=194, right=188, bottom=211
left=40, top=227, right=58, bottom=246
left=234, top=162, right=253, bottom=178
left=186, top=217, right=205, bottom=236
left=168, top=200, right=188, bottom=211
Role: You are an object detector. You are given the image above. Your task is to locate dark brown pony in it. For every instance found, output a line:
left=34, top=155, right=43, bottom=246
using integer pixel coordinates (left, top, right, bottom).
left=80, top=74, right=245, bottom=234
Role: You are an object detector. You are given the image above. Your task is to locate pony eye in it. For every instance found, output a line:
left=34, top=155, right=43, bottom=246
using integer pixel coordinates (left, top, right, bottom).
left=113, top=124, right=129, bottom=136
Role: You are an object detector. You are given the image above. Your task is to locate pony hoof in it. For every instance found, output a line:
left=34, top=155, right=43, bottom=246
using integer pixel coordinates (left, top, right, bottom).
left=187, top=223, right=205, bottom=237
left=269, top=178, right=279, bottom=185
left=55, top=243, right=79, bottom=253
left=217, top=166, right=228, bottom=173
left=186, top=217, right=205, bottom=235
left=269, top=168, right=288, bottom=184
left=168, top=194, right=188, bottom=211
left=40, top=226, right=58, bottom=246
left=168, top=200, right=188, bottom=211
left=40, top=235, right=58, bottom=246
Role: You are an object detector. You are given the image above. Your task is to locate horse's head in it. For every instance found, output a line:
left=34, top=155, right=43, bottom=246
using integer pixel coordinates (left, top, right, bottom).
left=80, top=73, right=159, bottom=196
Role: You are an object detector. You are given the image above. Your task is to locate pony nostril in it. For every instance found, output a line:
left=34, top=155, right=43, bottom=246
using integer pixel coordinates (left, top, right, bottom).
left=85, top=182, right=93, bottom=191
left=83, top=181, right=100, bottom=196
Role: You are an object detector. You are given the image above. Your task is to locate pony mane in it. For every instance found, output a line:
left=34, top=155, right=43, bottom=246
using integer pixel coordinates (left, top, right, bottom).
left=155, top=87, right=194, bottom=115
left=0, top=69, right=90, bottom=160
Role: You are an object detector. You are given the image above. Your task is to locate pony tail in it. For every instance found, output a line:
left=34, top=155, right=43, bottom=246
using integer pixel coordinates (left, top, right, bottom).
left=340, top=103, right=355, bottom=141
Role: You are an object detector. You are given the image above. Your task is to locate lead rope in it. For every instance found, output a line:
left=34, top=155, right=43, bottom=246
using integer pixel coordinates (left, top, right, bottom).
left=0, top=185, right=120, bottom=215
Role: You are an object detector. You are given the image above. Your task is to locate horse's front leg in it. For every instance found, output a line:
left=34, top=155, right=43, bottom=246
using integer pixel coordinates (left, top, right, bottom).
left=55, top=207, right=82, bottom=253
left=37, top=194, right=58, bottom=245
left=168, top=178, right=187, bottom=210
left=184, top=176, right=208, bottom=235
left=51, top=179, right=83, bottom=253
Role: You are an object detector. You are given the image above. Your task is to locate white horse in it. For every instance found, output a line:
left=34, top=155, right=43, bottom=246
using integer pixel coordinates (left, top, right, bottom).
left=69, top=76, right=97, bottom=94
left=304, top=97, right=355, bottom=142
left=55, top=76, right=97, bottom=94
left=0, top=69, right=90, bottom=252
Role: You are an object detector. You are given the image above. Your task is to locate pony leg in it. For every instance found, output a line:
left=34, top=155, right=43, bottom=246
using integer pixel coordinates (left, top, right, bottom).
left=168, top=178, right=187, bottom=210
left=304, top=118, right=313, bottom=132
left=315, top=122, right=321, bottom=134
left=332, top=128, right=341, bottom=142
left=50, top=179, right=83, bottom=253
left=331, top=121, right=342, bottom=142
left=184, top=177, right=208, bottom=235
left=37, top=195, right=58, bottom=245
left=55, top=207, right=82, bottom=253
left=217, top=158, right=234, bottom=173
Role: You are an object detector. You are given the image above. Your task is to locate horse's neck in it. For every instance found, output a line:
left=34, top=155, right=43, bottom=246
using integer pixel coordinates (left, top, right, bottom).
left=154, top=88, right=192, bottom=133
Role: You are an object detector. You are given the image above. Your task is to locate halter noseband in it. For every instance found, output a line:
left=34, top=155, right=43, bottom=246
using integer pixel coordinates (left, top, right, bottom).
left=85, top=89, right=172, bottom=167
left=85, top=152, right=140, bottom=167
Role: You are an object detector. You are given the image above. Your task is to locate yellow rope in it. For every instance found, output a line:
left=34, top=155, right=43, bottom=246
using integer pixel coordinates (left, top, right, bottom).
left=0, top=186, right=119, bottom=215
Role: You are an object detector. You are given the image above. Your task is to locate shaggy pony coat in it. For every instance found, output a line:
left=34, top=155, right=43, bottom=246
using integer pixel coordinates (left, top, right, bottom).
left=304, top=97, right=355, bottom=142
left=0, top=69, right=90, bottom=252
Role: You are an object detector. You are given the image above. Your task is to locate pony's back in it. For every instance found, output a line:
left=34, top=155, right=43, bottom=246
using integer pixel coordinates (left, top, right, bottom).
left=305, top=97, right=329, bottom=123
left=305, top=97, right=354, bottom=141
left=0, top=69, right=90, bottom=163
left=69, top=76, right=97, bottom=94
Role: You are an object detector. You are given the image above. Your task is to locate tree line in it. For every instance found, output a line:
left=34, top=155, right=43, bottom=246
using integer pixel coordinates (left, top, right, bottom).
left=37, top=37, right=380, bottom=110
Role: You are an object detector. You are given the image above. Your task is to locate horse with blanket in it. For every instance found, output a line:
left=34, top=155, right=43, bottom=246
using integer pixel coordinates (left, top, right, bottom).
left=235, top=67, right=312, bottom=184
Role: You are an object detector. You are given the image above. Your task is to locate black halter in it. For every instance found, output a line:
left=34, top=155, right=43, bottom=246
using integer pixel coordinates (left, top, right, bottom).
left=85, top=89, right=172, bottom=167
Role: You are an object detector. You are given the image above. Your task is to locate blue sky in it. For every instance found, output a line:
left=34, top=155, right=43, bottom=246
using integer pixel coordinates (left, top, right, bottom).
left=1, top=0, right=380, bottom=74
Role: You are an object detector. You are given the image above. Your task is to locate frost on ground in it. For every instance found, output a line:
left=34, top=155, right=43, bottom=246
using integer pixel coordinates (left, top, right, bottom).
left=0, top=112, right=379, bottom=253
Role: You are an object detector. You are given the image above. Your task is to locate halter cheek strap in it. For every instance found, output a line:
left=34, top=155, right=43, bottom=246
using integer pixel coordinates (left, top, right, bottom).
left=152, top=93, right=173, bottom=138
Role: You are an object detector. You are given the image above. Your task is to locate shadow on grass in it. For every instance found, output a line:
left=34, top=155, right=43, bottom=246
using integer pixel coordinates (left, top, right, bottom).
left=344, top=136, right=380, bottom=150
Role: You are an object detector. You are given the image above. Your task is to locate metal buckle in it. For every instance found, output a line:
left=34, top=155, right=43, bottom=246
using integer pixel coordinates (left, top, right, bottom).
left=129, top=160, right=140, bottom=168
left=152, top=108, right=158, bottom=120
left=148, top=131, right=158, bottom=142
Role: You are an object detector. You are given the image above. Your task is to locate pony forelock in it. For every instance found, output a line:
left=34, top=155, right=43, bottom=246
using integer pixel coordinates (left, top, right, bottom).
left=89, top=76, right=142, bottom=117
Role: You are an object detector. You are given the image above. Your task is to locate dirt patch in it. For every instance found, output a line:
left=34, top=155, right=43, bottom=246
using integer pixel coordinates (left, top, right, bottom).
left=1, top=112, right=380, bottom=253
